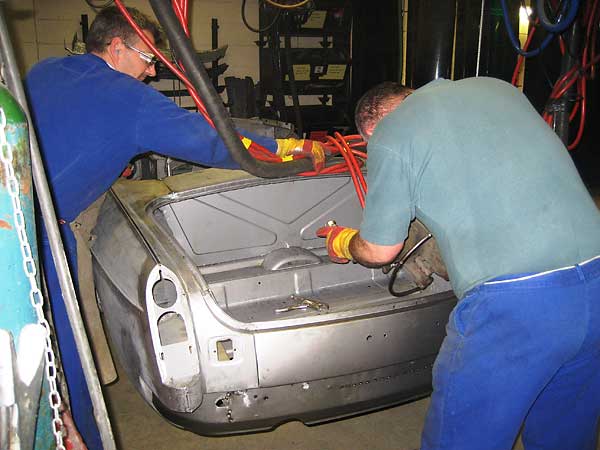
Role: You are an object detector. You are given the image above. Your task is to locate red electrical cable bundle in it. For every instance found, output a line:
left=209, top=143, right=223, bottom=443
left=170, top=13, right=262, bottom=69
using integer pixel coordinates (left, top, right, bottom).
left=546, top=0, right=598, bottom=150
left=325, top=133, right=367, bottom=207
left=114, top=0, right=369, bottom=206
left=513, top=0, right=600, bottom=151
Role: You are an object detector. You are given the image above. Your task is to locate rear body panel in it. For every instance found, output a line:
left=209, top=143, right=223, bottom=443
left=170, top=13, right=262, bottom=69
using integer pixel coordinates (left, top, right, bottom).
left=91, top=169, right=456, bottom=435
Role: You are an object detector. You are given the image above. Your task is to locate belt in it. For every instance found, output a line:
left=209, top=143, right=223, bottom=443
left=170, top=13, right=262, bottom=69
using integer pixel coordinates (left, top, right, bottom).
left=484, top=254, right=600, bottom=285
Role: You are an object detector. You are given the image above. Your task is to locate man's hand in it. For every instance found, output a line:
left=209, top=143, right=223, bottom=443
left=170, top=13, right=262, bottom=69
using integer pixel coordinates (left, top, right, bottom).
left=61, top=409, right=88, bottom=450
left=316, top=225, right=358, bottom=263
left=276, top=138, right=326, bottom=173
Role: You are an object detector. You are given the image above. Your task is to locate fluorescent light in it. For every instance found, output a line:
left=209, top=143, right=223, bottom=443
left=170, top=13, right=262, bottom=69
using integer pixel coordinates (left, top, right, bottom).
left=519, top=6, right=533, bottom=24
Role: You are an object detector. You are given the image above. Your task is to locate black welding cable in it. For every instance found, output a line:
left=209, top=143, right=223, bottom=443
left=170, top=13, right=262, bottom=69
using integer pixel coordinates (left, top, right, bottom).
left=388, top=263, right=423, bottom=298
left=387, top=233, right=432, bottom=298
left=537, top=0, right=580, bottom=33
left=150, top=0, right=313, bottom=178
left=242, top=0, right=281, bottom=33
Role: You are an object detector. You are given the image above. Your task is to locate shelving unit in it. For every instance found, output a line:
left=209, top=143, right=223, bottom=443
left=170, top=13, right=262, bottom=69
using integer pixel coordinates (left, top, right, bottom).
left=258, top=0, right=353, bottom=136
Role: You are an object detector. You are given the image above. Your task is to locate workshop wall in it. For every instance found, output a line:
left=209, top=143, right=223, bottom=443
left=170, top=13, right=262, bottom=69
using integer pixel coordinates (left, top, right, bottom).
left=4, top=0, right=262, bottom=82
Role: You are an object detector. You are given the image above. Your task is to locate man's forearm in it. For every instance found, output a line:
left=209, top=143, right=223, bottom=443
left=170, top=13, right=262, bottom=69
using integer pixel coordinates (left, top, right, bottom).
left=349, top=233, right=404, bottom=268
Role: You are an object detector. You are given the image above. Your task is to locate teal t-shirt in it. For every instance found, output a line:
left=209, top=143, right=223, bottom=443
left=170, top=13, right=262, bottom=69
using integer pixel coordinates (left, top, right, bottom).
left=360, top=77, right=600, bottom=299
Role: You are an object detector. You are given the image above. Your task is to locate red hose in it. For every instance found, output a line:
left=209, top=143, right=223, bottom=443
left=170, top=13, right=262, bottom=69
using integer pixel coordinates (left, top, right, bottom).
left=335, top=132, right=367, bottom=194
left=512, top=23, right=538, bottom=86
left=175, top=0, right=190, bottom=33
left=171, top=1, right=190, bottom=36
left=327, top=136, right=366, bottom=208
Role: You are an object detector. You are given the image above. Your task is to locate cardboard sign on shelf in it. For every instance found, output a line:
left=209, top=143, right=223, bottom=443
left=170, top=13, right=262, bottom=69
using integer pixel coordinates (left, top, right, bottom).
left=321, top=64, right=347, bottom=80
left=302, top=10, right=327, bottom=29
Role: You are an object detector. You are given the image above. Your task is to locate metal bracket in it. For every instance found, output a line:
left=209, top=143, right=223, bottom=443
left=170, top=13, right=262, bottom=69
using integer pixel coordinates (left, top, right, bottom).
left=275, top=295, right=329, bottom=314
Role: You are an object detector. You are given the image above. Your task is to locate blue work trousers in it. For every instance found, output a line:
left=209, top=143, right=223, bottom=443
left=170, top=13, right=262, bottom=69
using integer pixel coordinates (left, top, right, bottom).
left=421, top=256, right=600, bottom=450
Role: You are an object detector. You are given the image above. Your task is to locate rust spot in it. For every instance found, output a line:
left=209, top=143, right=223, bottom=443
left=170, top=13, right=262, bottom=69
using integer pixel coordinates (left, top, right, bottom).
left=21, top=178, right=31, bottom=195
left=0, top=219, right=12, bottom=230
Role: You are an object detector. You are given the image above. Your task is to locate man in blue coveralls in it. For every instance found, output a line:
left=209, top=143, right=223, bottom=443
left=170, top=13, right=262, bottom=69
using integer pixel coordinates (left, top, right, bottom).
left=317, top=79, right=600, bottom=449
left=25, top=6, right=324, bottom=448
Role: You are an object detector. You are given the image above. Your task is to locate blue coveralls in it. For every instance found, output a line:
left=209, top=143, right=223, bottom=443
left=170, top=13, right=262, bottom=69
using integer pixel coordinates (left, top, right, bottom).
left=361, top=77, right=600, bottom=450
left=25, top=53, right=277, bottom=449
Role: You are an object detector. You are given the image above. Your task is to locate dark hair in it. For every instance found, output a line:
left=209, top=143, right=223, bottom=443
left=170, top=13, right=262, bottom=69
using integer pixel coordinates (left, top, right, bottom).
left=354, top=82, right=412, bottom=140
left=85, top=6, right=163, bottom=53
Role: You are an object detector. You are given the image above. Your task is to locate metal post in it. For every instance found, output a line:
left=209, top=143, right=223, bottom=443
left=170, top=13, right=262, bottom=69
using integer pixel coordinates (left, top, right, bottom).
left=475, top=0, right=485, bottom=76
left=0, top=3, right=117, bottom=449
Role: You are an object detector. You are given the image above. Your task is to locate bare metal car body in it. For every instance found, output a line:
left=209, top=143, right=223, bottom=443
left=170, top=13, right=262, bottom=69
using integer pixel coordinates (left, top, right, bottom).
left=90, top=168, right=456, bottom=435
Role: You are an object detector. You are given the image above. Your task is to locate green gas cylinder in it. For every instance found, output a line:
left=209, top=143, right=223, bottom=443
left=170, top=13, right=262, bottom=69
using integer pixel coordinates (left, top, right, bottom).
left=0, top=83, right=54, bottom=450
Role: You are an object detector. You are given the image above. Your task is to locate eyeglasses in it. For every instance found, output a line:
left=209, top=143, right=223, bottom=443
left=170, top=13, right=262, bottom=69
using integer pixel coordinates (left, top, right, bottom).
left=124, top=42, right=158, bottom=66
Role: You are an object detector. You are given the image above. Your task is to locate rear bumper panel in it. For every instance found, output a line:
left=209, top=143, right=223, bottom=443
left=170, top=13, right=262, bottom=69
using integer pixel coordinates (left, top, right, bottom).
left=154, top=355, right=437, bottom=436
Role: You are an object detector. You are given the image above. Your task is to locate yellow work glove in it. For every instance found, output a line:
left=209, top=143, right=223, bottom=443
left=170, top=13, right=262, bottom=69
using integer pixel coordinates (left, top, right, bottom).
left=276, top=138, right=326, bottom=173
left=316, top=225, right=358, bottom=263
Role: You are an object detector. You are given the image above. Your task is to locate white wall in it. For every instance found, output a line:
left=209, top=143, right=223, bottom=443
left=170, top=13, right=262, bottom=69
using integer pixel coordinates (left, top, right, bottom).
left=5, top=0, right=262, bottom=82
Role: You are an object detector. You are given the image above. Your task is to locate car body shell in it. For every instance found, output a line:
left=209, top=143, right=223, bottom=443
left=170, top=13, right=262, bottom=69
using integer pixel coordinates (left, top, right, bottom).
left=90, top=168, right=456, bottom=435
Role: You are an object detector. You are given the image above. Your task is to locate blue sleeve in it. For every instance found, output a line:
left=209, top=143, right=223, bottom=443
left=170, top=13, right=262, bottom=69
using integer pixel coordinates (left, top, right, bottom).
left=134, top=86, right=277, bottom=169
left=360, top=143, right=415, bottom=245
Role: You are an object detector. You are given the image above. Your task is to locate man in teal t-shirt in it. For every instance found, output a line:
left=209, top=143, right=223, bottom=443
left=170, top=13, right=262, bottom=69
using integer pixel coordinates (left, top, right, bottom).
left=317, top=78, right=600, bottom=450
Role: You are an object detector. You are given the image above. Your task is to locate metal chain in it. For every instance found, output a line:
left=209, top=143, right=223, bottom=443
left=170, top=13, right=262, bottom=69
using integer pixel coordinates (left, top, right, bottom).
left=0, top=107, right=66, bottom=450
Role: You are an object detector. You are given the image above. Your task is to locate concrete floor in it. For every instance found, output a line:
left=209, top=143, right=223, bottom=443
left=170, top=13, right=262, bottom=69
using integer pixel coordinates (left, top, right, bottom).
left=103, top=369, right=535, bottom=450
